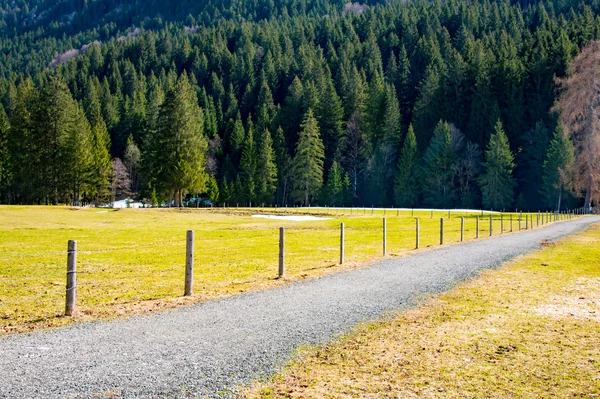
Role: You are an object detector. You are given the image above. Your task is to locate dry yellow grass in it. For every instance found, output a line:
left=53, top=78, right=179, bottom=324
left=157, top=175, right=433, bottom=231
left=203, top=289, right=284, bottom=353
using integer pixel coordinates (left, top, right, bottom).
left=243, top=223, right=600, bottom=399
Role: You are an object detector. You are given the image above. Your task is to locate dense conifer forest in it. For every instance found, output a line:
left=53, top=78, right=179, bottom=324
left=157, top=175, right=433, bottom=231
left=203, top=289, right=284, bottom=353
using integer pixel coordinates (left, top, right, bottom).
left=0, top=0, right=599, bottom=210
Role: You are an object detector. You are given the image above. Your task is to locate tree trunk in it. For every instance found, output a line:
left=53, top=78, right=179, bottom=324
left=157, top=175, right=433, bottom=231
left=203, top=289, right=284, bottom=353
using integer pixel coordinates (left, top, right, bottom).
left=585, top=176, right=593, bottom=212
left=556, top=188, right=562, bottom=213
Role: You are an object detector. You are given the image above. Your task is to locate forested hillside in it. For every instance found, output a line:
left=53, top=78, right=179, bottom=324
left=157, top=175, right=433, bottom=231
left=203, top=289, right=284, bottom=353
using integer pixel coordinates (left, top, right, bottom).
left=0, top=0, right=598, bottom=210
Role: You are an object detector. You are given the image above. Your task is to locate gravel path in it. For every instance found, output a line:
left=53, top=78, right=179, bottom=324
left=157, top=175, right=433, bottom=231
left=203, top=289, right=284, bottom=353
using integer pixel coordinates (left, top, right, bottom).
left=1, top=217, right=598, bottom=399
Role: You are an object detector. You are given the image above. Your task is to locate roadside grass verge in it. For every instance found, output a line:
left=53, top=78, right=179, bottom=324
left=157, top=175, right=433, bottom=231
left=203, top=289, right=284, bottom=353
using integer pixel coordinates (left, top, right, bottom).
left=243, top=223, right=600, bottom=398
left=0, top=206, right=563, bottom=334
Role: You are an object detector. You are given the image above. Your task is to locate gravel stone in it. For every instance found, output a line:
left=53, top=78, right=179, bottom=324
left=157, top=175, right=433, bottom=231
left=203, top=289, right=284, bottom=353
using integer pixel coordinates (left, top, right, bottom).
left=1, top=216, right=597, bottom=398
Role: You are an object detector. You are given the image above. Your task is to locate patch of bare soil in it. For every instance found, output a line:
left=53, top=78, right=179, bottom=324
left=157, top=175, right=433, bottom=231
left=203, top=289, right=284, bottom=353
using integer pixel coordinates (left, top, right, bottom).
left=533, top=278, right=600, bottom=321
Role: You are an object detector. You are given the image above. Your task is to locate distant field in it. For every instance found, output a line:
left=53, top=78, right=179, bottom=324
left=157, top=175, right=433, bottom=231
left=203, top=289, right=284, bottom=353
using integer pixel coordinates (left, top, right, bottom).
left=0, top=206, right=562, bottom=334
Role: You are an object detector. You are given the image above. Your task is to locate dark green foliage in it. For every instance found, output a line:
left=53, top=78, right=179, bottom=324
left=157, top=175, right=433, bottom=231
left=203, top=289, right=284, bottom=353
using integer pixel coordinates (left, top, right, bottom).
left=542, top=124, right=574, bottom=211
left=0, top=0, right=595, bottom=209
left=291, top=109, right=324, bottom=206
left=255, top=129, right=278, bottom=205
left=479, top=120, right=516, bottom=210
left=147, top=72, right=207, bottom=203
left=394, top=125, right=419, bottom=207
left=239, top=120, right=256, bottom=203
left=421, top=121, right=456, bottom=208
left=0, top=105, right=10, bottom=200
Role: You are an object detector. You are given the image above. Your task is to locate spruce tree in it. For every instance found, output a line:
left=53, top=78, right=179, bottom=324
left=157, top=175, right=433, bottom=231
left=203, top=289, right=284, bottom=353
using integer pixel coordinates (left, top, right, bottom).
left=205, top=175, right=220, bottom=203
left=394, top=125, right=419, bottom=207
left=324, top=161, right=344, bottom=206
left=479, top=119, right=516, bottom=210
left=154, top=72, right=208, bottom=206
left=90, top=120, right=112, bottom=202
left=229, top=113, right=245, bottom=165
left=65, top=104, right=95, bottom=204
left=31, top=76, right=94, bottom=204
left=239, top=120, right=256, bottom=203
left=316, top=68, right=344, bottom=172
left=382, top=83, right=402, bottom=150
left=541, top=124, right=574, bottom=211
left=291, top=109, right=325, bottom=205
left=255, top=129, right=278, bottom=204
left=0, top=105, right=11, bottom=201
left=421, top=120, right=456, bottom=208
left=274, top=126, right=292, bottom=206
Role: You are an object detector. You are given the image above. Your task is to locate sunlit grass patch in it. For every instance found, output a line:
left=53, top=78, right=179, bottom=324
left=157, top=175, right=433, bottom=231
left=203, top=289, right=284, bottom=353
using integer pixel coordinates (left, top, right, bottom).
left=0, top=206, right=566, bottom=334
left=243, top=222, right=600, bottom=399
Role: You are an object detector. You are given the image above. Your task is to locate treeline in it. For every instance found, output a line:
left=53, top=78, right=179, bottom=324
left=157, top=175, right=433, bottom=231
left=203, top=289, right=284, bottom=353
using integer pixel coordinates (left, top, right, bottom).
left=0, top=0, right=598, bottom=209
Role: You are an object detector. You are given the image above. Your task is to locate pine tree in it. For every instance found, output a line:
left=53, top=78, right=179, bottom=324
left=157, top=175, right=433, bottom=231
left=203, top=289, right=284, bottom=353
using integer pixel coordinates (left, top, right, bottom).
left=316, top=68, right=344, bottom=171
left=324, top=161, right=344, bottom=206
left=363, top=71, right=386, bottom=146
left=413, top=64, right=442, bottom=145
left=479, top=119, right=516, bottom=210
left=291, top=109, right=325, bottom=205
left=31, top=76, right=94, bottom=204
left=153, top=72, right=208, bottom=206
left=220, top=177, right=231, bottom=204
left=255, top=129, right=278, bottom=204
left=229, top=113, right=245, bottom=165
left=205, top=174, right=220, bottom=203
left=394, top=125, right=419, bottom=207
left=542, top=124, right=574, bottom=211
left=239, top=120, right=256, bottom=203
left=7, top=80, right=35, bottom=204
left=0, top=105, right=11, bottom=201
left=90, top=119, right=112, bottom=202
left=382, top=83, right=402, bottom=150
left=65, top=104, right=95, bottom=204
left=421, top=120, right=456, bottom=208
left=274, top=126, right=292, bottom=206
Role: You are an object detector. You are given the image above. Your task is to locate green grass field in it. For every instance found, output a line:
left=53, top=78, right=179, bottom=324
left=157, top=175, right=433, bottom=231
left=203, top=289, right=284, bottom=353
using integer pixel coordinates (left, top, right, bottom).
left=0, top=206, right=565, bottom=334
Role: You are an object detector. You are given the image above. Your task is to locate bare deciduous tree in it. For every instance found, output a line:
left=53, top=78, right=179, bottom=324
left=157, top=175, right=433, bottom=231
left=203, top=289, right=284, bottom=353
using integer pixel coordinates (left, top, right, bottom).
left=206, top=136, right=221, bottom=176
left=111, top=158, right=132, bottom=202
left=554, top=40, right=600, bottom=211
left=337, top=110, right=370, bottom=202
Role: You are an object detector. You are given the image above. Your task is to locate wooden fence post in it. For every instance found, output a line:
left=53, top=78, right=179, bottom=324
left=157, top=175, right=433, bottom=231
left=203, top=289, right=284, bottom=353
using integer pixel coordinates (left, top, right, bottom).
left=460, top=216, right=464, bottom=242
left=510, top=214, right=513, bottom=232
left=383, top=218, right=387, bottom=255
left=500, top=213, right=504, bottom=233
left=476, top=215, right=480, bottom=238
left=184, top=230, right=194, bottom=296
left=519, top=216, right=522, bottom=230
left=65, top=240, right=77, bottom=316
left=489, top=214, right=493, bottom=236
left=416, top=218, right=420, bottom=249
left=279, top=227, right=285, bottom=278
left=340, top=223, right=345, bottom=265
left=448, top=210, right=451, bottom=219
left=440, top=218, right=444, bottom=245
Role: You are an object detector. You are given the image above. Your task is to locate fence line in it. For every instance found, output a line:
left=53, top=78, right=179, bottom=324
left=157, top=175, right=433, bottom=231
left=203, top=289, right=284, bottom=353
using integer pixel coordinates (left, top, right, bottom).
left=3, top=209, right=582, bottom=317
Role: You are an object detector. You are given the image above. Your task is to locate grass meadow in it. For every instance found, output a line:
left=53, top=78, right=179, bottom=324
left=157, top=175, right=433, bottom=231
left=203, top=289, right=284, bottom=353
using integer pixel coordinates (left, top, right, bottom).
left=245, top=222, right=600, bottom=399
left=0, top=206, right=561, bottom=334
